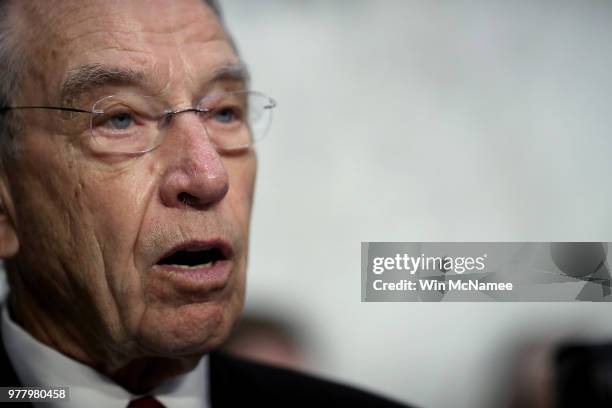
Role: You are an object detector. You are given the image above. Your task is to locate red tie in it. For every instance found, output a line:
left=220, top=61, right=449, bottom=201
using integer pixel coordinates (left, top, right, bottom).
left=127, top=396, right=166, bottom=408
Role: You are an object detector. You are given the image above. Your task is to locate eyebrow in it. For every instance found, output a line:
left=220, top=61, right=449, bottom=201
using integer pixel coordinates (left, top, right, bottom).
left=60, top=64, right=147, bottom=105
left=60, top=61, right=251, bottom=106
left=209, top=61, right=251, bottom=88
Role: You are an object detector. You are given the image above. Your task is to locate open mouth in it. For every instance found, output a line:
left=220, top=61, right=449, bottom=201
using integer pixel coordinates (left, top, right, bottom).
left=157, top=246, right=227, bottom=269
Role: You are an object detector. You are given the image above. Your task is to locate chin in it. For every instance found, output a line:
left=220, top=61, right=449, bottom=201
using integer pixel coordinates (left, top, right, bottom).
left=135, top=299, right=242, bottom=357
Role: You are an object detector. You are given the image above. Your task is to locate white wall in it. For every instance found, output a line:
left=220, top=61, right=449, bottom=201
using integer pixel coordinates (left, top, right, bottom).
left=222, top=1, right=612, bottom=407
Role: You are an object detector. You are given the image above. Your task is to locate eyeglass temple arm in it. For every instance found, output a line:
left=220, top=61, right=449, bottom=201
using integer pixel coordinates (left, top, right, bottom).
left=0, top=106, right=92, bottom=114
left=264, top=98, right=277, bottom=109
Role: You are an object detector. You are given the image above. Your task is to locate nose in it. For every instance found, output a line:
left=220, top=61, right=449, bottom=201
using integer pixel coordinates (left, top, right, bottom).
left=158, top=112, right=229, bottom=209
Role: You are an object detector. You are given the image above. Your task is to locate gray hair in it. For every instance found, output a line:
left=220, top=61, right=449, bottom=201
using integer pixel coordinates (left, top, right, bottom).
left=0, top=0, right=25, bottom=162
left=0, top=0, right=226, bottom=164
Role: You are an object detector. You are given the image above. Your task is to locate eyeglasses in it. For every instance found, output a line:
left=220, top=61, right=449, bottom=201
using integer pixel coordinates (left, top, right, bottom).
left=0, top=90, right=277, bottom=154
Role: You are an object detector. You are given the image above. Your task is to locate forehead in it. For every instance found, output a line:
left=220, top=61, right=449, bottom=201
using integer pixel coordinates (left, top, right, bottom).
left=16, top=0, right=237, bottom=101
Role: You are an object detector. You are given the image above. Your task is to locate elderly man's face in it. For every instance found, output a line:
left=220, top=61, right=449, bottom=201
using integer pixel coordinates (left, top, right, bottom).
left=1, top=0, right=255, bottom=367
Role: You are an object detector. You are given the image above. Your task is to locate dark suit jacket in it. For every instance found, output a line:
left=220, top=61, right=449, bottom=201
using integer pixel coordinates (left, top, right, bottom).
left=555, top=342, right=612, bottom=408
left=0, top=335, right=410, bottom=407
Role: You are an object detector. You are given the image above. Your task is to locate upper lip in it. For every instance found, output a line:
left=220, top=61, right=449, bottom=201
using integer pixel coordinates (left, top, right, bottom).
left=154, top=239, right=234, bottom=265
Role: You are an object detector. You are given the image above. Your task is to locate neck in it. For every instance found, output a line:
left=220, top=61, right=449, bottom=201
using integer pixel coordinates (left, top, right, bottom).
left=110, top=357, right=200, bottom=394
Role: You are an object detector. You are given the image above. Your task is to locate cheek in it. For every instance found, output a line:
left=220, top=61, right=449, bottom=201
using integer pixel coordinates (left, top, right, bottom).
left=11, top=172, right=94, bottom=283
left=9, top=143, right=97, bottom=280
left=7, top=145, right=158, bottom=337
left=225, top=155, right=256, bottom=228
left=89, top=175, right=154, bottom=245
left=83, top=166, right=159, bottom=280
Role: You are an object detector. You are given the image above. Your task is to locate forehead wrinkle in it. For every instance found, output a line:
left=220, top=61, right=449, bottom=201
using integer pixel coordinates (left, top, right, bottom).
left=61, top=1, right=224, bottom=48
left=17, top=0, right=237, bottom=103
left=152, top=28, right=239, bottom=98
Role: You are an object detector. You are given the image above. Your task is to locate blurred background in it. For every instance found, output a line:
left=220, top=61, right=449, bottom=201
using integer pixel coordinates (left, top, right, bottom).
left=219, top=1, right=612, bottom=407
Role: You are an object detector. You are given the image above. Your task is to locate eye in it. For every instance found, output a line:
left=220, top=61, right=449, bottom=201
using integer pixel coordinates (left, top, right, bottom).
left=212, top=107, right=240, bottom=124
left=107, top=112, right=134, bottom=130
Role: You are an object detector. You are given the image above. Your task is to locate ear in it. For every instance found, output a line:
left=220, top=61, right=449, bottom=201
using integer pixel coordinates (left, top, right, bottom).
left=0, top=173, right=19, bottom=259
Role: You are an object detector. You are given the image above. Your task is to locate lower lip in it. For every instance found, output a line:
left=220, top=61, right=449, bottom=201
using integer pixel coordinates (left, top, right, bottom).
left=151, top=260, right=233, bottom=290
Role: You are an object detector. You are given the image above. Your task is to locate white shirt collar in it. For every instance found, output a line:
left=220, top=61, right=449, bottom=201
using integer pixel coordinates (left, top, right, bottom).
left=1, top=305, right=210, bottom=408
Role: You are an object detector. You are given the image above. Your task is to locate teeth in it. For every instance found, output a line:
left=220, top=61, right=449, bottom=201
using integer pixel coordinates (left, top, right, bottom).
left=167, top=261, right=215, bottom=269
